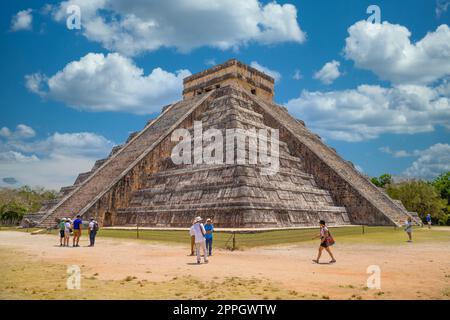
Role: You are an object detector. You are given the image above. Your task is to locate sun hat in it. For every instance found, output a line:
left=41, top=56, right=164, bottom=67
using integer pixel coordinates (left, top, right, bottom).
left=206, top=218, right=212, bottom=222
left=194, top=216, right=202, bottom=223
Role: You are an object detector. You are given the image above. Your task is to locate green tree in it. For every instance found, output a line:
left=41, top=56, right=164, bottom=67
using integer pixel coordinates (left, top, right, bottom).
left=386, top=180, right=448, bottom=225
left=0, top=201, right=28, bottom=225
left=432, top=171, right=450, bottom=225
left=432, top=172, right=450, bottom=203
left=371, top=174, right=393, bottom=188
left=0, top=186, right=58, bottom=225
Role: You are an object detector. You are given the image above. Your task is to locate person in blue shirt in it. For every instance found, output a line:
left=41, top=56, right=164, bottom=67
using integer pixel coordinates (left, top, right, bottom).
left=426, top=214, right=432, bottom=229
left=204, top=218, right=214, bottom=256
left=72, top=215, right=83, bottom=247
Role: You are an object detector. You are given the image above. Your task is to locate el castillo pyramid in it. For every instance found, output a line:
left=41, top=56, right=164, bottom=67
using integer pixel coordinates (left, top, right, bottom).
left=29, top=59, right=414, bottom=228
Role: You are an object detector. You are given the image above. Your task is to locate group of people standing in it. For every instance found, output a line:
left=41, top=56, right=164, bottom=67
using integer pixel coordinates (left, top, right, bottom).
left=189, top=217, right=214, bottom=264
left=187, top=217, right=338, bottom=265
left=58, top=215, right=99, bottom=247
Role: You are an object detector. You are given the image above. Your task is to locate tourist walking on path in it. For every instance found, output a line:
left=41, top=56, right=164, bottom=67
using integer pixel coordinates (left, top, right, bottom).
left=64, top=218, right=71, bottom=247
left=189, top=219, right=195, bottom=256
left=59, top=218, right=66, bottom=246
left=88, top=218, right=98, bottom=247
left=312, top=220, right=336, bottom=264
left=204, top=218, right=214, bottom=256
left=426, top=214, right=432, bottom=229
left=404, top=217, right=413, bottom=242
left=72, top=215, right=82, bottom=247
left=189, top=216, right=208, bottom=264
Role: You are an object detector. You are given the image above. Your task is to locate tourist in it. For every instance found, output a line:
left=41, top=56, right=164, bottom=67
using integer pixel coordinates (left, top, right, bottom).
left=72, top=215, right=82, bottom=247
left=404, top=217, right=413, bottom=242
left=189, top=219, right=195, bottom=256
left=64, top=218, right=72, bottom=247
left=59, top=218, right=66, bottom=246
left=88, top=217, right=98, bottom=247
left=204, top=218, right=214, bottom=256
left=426, top=213, right=432, bottom=229
left=189, top=216, right=208, bottom=264
left=312, top=220, right=336, bottom=264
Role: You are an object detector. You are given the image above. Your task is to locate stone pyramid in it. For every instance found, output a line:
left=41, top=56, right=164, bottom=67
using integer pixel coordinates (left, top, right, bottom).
left=34, top=59, right=412, bottom=228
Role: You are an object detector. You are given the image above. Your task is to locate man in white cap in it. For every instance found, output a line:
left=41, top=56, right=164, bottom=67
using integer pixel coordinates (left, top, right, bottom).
left=189, top=216, right=208, bottom=264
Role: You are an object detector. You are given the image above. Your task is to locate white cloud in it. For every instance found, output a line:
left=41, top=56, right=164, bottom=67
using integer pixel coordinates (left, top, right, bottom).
left=344, top=21, right=450, bottom=85
left=7, top=132, right=114, bottom=159
left=287, top=21, right=450, bottom=142
left=0, top=127, right=11, bottom=138
left=0, top=151, right=39, bottom=163
left=250, top=61, right=281, bottom=82
left=51, top=0, right=305, bottom=56
left=286, top=83, right=450, bottom=142
left=204, top=58, right=216, bottom=66
left=15, top=124, right=36, bottom=139
left=403, top=143, right=450, bottom=179
left=0, top=125, right=114, bottom=189
left=25, top=73, right=47, bottom=96
left=379, top=146, right=421, bottom=158
left=26, top=52, right=190, bottom=114
left=10, top=9, right=33, bottom=31
left=0, top=154, right=99, bottom=190
left=313, top=60, right=341, bottom=85
left=0, top=124, right=35, bottom=140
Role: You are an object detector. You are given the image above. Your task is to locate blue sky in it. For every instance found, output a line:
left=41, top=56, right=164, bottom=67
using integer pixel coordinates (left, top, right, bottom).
left=0, top=0, right=449, bottom=189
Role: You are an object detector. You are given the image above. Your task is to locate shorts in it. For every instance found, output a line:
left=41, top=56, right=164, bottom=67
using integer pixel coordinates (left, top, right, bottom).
left=320, top=241, right=329, bottom=248
left=64, top=230, right=71, bottom=237
left=73, top=229, right=81, bottom=236
left=60, top=230, right=65, bottom=238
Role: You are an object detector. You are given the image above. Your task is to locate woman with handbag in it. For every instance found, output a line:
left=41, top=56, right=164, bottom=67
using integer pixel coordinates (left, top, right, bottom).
left=312, top=220, right=337, bottom=264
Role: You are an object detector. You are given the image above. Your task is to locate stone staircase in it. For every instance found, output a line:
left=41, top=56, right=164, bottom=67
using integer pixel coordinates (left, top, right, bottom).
left=252, top=93, right=410, bottom=226
left=37, top=93, right=211, bottom=227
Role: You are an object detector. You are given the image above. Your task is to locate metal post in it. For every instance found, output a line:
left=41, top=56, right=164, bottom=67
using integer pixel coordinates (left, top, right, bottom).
left=232, top=232, right=236, bottom=251
left=136, top=213, right=140, bottom=239
left=362, top=225, right=365, bottom=235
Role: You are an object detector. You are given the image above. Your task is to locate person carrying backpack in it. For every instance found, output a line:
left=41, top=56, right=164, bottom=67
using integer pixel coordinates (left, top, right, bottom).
left=88, top=217, right=99, bottom=247
left=58, top=218, right=66, bottom=247
left=426, top=213, right=432, bottom=229
left=312, top=220, right=336, bottom=264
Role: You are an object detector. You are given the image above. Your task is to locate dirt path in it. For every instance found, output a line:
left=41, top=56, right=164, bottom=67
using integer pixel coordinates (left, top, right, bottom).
left=1, top=231, right=449, bottom=299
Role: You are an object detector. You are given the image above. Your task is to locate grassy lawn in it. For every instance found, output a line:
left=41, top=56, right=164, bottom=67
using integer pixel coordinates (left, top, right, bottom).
left=94, top=226, right=450, bottom=249
left=2, top=225, right=449, bottom=249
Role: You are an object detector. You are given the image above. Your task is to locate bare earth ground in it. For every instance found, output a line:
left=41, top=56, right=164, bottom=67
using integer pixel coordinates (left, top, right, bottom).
left=1, top=230, right=450, bottom=300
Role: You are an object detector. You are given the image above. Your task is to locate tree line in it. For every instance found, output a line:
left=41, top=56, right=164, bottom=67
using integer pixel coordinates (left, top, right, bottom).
left=0, top=186, right=58, bottom=226
left=371, top=172, right=450, bottom=225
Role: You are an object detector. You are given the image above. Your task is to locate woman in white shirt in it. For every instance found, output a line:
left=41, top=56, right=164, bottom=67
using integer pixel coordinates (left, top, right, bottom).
left=64, top=219, right=71, bottom=247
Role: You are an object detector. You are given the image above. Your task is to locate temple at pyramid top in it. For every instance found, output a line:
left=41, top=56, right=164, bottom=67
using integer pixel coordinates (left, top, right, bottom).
left=183, top=59, right=275, bottom=101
